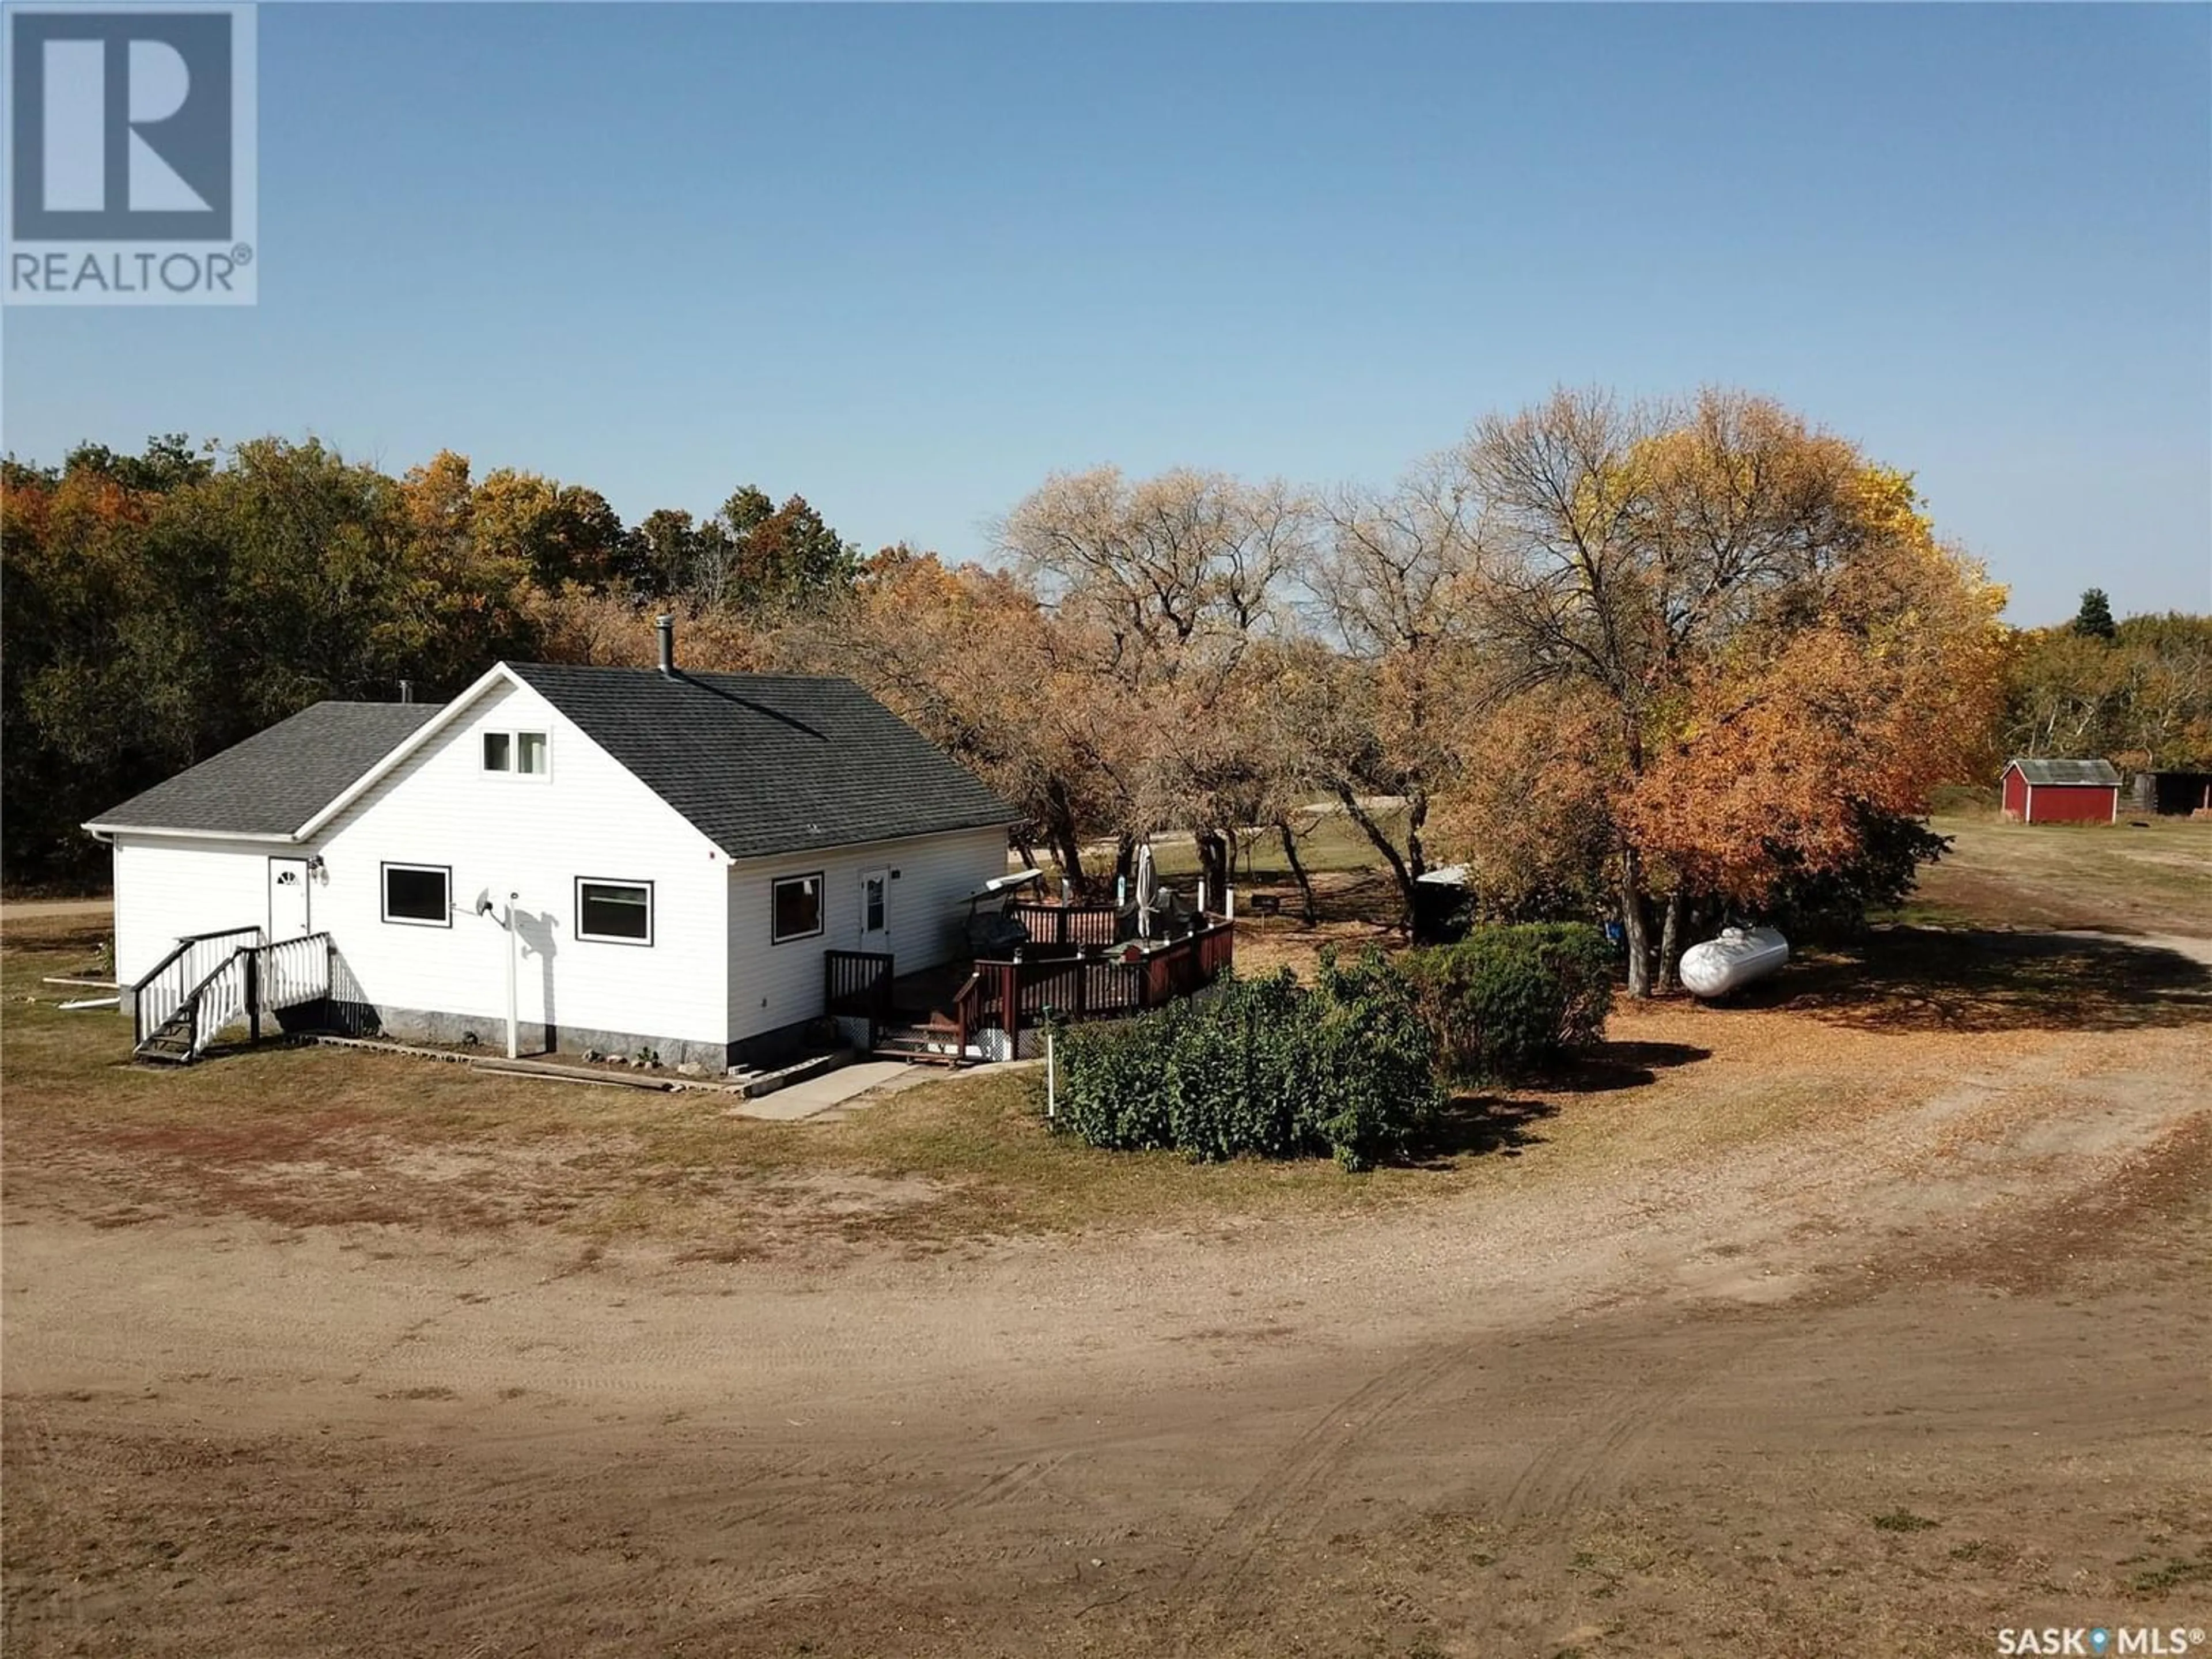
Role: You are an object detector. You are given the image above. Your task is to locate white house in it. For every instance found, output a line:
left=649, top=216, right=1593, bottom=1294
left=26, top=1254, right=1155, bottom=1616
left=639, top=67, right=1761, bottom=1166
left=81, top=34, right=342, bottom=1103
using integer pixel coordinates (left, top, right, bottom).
left=88, top=628, right=1016, bottom=1068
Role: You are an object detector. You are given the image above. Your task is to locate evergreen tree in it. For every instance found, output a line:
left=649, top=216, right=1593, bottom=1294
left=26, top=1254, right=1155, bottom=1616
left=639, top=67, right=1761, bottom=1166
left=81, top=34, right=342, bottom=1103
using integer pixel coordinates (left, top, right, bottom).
left=2072, top=588, right=2117, bottom=641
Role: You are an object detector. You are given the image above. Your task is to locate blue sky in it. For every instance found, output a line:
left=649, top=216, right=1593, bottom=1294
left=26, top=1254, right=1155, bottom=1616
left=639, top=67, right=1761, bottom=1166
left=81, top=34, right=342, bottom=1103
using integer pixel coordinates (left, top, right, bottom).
left=5, top=2, right=2207, bottom=625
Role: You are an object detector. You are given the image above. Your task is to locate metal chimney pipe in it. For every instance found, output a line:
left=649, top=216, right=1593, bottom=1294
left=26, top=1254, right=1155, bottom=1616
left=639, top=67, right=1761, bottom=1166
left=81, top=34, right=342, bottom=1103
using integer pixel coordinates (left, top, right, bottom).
left=398, top=679, right=414, bottom=704
left=656, top=614, right=675, bottom=675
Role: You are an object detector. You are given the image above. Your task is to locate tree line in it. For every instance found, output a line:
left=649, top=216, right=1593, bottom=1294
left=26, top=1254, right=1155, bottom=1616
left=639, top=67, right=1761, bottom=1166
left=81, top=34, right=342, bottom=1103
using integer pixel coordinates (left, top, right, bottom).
left=2002, top=589, right=2212, bottom=770
left=1, top=437, right=857, bottom=892
left=11, top=389, right=2194, bottom=995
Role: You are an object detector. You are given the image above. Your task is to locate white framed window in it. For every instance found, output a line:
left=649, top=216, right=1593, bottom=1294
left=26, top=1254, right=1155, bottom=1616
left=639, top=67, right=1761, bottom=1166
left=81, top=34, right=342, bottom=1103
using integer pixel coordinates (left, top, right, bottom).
left=861, top=869, right=888, bottom=938
left=576, top=878, right=653, bottom=946
left=771, top=873, right=824, bottom=945
left=482, top=729, right=550, bottom=778
left=382, top=862, right=452, bottom=927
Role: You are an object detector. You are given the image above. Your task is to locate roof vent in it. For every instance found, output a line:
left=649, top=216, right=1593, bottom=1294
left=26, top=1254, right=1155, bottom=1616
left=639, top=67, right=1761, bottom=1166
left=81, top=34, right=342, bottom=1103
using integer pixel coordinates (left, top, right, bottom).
left=656, top=614, right=675, bottom=676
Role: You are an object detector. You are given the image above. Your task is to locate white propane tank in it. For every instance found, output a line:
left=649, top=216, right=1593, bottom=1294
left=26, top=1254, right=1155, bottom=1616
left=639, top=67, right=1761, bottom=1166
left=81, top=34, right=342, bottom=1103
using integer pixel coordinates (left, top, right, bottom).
left=1677, top=926, right=1790, bottom=999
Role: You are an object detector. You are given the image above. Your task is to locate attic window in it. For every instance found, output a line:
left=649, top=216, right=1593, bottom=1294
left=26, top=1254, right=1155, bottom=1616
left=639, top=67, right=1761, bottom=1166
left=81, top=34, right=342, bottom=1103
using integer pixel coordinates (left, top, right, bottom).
left=483, top=730, right=549, bottom=778
left=772, top=873, right=824, bottom=944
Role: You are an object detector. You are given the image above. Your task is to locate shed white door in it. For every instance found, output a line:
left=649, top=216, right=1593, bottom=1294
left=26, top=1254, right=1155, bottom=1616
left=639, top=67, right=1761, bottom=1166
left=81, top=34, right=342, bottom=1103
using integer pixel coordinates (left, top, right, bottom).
left=268, top=857, right=312, bottom=941
left=860, top=869, right=889, bottom=946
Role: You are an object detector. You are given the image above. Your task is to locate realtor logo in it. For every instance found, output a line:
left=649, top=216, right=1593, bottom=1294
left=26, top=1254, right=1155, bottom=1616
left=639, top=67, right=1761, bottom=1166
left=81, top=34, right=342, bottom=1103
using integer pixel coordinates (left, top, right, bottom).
left=5, top=3, right=256, bottom=304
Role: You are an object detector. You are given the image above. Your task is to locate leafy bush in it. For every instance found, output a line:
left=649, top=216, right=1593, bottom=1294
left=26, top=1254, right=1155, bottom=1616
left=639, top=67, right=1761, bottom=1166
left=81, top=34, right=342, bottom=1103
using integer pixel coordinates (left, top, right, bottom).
left=1402, top=923, right=1614, bottom=1080
left=1759, top=805, right=1951, bottom=941
left=1054, top=948, right=1440, bottom=1172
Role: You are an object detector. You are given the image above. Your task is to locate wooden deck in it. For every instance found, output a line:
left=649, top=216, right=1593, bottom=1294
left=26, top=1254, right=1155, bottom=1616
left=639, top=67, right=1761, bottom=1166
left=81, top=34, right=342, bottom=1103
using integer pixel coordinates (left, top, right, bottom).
left=890, top=959, right=972, bottom=1020
left=832, top=910, right=1236, bottom=1066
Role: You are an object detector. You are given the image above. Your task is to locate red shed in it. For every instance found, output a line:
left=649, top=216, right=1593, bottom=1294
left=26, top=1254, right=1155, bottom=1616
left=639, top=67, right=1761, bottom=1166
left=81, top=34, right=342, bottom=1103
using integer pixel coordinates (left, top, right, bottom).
left=2001, top=757, right=2121, bottom=824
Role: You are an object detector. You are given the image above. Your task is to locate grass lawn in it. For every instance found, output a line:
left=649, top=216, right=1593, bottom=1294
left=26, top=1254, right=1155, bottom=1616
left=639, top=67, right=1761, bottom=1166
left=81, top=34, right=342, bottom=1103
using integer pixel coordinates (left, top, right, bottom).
left=1900, top=810, right=2212, bottom=936
left=1, top=908, right=1586, bottom=1257
left=7, top=808, right=2205, bottom=1261
left=9, top=903, right=2090, bottom=1262
left=1143, top=800, right=1407, bottom=882
left=6, top=815, right=2208, bottom=1659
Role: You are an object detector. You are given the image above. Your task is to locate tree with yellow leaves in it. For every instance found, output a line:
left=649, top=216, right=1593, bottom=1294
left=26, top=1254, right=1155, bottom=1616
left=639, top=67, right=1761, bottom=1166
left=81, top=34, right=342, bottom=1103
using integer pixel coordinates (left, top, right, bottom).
left=1447, top=388, right=2009, bottom=995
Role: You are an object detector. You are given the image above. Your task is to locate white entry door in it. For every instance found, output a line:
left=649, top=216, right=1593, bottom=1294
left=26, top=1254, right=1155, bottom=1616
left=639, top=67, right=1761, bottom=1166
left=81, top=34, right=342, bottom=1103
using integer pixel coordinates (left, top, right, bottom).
left=268, top=857, right=312, bottom=941
left=859, top=869, right=889, bottom=946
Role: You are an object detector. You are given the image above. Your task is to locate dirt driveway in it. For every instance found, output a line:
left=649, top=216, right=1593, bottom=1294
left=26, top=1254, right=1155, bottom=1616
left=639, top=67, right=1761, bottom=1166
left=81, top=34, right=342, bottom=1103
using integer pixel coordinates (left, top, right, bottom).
left=7, top=993, right=2209, bottom=1657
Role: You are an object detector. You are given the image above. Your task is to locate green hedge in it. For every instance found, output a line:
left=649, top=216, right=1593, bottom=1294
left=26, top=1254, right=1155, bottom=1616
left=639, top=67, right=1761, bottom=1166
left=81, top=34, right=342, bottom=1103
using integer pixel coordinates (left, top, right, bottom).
left=1401, top=923, right=1615, bottom=1080
left=1054, top=949, right=1441, bottom=1172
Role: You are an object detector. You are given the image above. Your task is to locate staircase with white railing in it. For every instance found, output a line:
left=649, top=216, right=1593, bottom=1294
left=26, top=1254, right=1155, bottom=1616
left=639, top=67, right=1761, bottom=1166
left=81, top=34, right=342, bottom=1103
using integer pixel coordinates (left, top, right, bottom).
left=131, top=930, right=335, bottom=1065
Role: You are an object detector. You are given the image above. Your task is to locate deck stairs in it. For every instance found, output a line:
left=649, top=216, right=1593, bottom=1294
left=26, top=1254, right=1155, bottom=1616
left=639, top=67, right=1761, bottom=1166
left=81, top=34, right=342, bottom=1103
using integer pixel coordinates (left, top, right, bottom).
left=129, top=930, right=334, bottom=1065
left=134, top=1003, right=203, bottom=1064
left=871, top=1017, right=968, bottom=1067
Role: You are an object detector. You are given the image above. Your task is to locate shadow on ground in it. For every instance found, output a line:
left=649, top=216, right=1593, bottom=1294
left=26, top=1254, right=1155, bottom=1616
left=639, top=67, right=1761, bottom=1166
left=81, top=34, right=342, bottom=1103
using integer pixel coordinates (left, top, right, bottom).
left=1543, top=1040, right=1712, bottom=1094
left=1408, top=1094, right=1559, bottom=1164
left=1765, top=926, right=2212, bottom=1033
left=1402, top=1036, right=1709, bottom=1165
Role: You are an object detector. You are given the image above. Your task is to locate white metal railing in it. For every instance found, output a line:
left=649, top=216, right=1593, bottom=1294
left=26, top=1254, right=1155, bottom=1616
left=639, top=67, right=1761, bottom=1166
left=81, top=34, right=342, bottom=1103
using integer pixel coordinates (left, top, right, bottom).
left=184, top=950, right=252, bottom=1059
left=253, top=934, right=331, bottom=1012
left=131, top=926, right=263, bottom=1046
left=135, top=933, right=334, bottom=1060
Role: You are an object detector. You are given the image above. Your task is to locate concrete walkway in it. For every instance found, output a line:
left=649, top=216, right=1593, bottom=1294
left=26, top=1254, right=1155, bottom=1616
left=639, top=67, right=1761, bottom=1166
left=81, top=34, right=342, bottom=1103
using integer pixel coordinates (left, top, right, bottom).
left=728, top=1059, right=931, bottom=1122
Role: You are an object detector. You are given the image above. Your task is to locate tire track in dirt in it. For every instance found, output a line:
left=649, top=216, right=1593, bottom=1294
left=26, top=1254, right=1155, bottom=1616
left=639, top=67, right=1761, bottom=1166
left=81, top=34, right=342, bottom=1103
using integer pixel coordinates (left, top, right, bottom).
left=372, top=1417, right=1144, bottom=1578
left=340, top=1242, right=606, bottom=1394
left=1, top=1393, right=85, bottom=1652
left=1492, top=1342, right=1753, bottom=1530
left=1159, top=1329, right=1744, bottom=1646
left=374, top=1556, right=671, bottom=1652
left=1162, top=1339, right=1475, bottom=1629
left=1149, top=1071, right=2148, bottom=1652
left=954, top=1449, right=1074, bottom=1511
left=369, top=1423, right=1162, bottom=1655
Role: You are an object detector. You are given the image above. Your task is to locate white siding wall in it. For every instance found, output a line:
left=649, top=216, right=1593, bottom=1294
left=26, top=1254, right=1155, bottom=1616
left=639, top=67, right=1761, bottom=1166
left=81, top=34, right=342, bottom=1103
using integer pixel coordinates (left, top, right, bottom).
left=107, top=675, right=1009, bottom=1055
left=311, top=678, right=730, bottom=1047
left=111, top=834, right=292, bottom=983
left=726, top=825, right=1007, bottom=1042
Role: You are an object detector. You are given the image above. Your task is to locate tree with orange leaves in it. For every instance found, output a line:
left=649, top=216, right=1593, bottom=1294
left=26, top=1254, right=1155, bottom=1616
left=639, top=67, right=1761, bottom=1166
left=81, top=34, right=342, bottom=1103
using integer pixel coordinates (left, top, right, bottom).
left=1446, top=388, right=2009, bottom=995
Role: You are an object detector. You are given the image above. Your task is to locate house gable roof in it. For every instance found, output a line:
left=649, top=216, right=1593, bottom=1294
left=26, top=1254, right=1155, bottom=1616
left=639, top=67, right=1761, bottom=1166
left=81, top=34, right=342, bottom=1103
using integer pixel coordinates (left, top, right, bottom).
left=504, top=663, right=1016, bottom=860
left=86, top=702, right=445, bottom=838
left=88, top=666, right=1017, bottom=856
left=2005, top=757, right=2122, bottom=787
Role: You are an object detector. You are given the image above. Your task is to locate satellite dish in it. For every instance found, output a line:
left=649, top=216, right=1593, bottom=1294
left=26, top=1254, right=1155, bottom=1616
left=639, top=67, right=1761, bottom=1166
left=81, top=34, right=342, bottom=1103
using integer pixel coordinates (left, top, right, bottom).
left=474, top=887, right=495, bottom=916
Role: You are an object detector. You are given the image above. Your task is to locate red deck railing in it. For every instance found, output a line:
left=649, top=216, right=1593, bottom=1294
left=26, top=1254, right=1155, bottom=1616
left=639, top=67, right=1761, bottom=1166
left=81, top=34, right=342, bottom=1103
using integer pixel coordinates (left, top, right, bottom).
left=1007, top=900, right=1126, bottom=948
left=948, top=917, right=1233, bottom=1062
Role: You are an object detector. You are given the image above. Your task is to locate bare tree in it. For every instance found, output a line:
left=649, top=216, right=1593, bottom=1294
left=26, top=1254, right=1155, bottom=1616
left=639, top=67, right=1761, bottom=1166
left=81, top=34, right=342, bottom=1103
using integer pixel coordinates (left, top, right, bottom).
left=776, top=547, right=1124, bottom=886
left=998, top=467, right=1308, bottom=901
left=1291, top=452, right=1490, bottom=925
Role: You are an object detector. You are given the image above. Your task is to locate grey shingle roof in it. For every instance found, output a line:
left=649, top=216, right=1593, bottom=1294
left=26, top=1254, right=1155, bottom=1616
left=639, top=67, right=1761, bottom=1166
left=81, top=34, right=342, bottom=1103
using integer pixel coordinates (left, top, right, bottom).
left=88, top=702, right=445, bottom=836
left=506, top=664, right=1014, bottom=859
left=2007, top=757, right=2122, bottom=787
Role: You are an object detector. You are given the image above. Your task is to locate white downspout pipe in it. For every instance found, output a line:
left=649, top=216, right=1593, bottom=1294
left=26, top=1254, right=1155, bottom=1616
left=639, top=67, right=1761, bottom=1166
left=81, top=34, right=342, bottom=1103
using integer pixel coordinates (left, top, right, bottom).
left=505, top=893, right=520, bottom=1059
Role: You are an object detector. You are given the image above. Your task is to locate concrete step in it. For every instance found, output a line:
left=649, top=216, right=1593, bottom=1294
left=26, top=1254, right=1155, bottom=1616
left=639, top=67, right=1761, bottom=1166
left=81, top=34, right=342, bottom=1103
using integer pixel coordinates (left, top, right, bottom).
left=872, top=1043, right=964, bottom=1067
